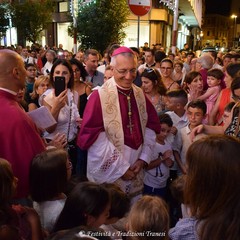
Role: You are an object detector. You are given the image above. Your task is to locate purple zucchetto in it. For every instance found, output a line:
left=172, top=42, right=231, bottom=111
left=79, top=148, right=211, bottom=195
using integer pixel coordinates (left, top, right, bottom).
left=111, top=46, right=134, bottom=57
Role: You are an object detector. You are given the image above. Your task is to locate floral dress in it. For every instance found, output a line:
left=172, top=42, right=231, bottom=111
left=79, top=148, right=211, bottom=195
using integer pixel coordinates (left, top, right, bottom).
left=225, top=104, right=240, bottom=138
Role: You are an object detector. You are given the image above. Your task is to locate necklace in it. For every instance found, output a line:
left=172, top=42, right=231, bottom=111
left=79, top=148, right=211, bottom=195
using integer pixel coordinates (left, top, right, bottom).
left=117, top=88, right=134, bottom=134
left=150, top=94, right=155, bottom=101
left=148, top=93, right=157, bottom=103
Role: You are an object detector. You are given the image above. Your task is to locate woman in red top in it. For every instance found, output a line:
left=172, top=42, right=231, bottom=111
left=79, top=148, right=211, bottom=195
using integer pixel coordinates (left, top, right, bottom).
left=209, top=63, right=240, bottom=125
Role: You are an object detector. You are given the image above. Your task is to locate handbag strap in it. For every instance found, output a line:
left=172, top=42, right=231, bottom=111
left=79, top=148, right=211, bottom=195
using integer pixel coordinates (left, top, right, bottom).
left=66, top=98, right=73, bottom=143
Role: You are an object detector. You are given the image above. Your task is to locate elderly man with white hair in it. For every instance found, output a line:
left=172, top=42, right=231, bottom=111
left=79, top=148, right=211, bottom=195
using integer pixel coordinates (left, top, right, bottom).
left=77, top=46, right=161, bottom=202
left=196, top=53, right=214, bottom=91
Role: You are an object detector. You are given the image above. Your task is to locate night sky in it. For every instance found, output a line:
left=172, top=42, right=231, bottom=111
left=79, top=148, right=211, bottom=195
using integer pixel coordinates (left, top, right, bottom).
left=205, top=0, right=231, bottom=16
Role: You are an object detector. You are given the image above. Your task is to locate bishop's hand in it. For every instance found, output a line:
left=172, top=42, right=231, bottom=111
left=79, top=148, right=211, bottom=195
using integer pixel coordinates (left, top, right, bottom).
left=130, top=159, right=146, bottom=175
left=121, top=168, right=136, bottom=180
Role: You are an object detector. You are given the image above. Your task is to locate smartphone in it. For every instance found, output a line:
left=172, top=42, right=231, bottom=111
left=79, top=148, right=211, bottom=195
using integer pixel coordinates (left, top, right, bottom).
left=54, top=76, right=66, bottom=96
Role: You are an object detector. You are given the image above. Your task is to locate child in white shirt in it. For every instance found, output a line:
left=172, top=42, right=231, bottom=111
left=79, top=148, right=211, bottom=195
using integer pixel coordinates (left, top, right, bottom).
left=143, top=113, right=174, bottom=200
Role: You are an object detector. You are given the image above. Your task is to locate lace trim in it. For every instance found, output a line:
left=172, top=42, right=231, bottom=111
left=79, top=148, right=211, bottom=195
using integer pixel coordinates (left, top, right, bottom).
left=99, top=149, right=120, bottom=172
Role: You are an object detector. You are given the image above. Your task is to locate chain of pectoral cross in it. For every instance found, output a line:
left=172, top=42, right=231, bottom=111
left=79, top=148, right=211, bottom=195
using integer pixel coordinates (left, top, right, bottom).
left=117, top=88, right=134, bottom=134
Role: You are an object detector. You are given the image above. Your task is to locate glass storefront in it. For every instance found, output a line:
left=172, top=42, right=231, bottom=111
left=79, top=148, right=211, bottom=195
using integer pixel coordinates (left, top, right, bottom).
left=123, top=20, right=150, bottom=48
left=57, top=22, right=75, bottom=52
left=1, top=27, right=17, bottom=47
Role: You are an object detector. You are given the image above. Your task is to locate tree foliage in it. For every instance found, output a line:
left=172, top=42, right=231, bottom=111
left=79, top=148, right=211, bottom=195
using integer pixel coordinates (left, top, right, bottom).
left=0, top=3, right=10, bottom=40
left=10, top=0, right=54, bottom=44
left=69, top=0, right=130, bottom=53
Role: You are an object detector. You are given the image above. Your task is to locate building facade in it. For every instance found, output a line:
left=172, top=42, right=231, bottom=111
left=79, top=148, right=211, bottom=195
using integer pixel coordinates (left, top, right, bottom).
left=230, top=0, right=240, bottom=48
left=201, top=14, right=231, bottom=49
left=1, top=0, right=203, bottom=53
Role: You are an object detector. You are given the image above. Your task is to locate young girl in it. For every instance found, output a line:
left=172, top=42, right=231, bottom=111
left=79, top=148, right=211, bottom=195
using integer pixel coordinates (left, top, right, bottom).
left=127, top=195, right=169, bottom=240
left=53, top=182, right=111, bottom=232
left=169, top=135, right=240, bottom=240
left=29, top=149, right=71, bottom=233
left=143, top=113, right=174, bottom=200
left=0, top=158, right=43, bottom=240
left=170, top=175, right=190, bottom=218
left=197, top=68, right=224, bottom=123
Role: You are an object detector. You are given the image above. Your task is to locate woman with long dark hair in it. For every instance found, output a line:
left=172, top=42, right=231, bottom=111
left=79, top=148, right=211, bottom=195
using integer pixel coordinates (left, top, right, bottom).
left=53, top=182, right=110, bottom=232
left=141, top=67, right=167, bottom=115
left=42, top=59, right=81, bottom=173
left=169, top=135, right=240, bottom=240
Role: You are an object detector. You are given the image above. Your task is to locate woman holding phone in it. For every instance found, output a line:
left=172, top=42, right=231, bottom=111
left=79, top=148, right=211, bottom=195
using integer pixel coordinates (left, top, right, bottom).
left=43, top=59, right=81, bottom=173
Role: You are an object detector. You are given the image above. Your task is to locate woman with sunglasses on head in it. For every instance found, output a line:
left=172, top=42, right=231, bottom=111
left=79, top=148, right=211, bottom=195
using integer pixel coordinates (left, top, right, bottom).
left=191, top=75, right=240, bottom=139
left=141, top=67, right=167, bottom=115
left=160, top=58, right=181, bottom=91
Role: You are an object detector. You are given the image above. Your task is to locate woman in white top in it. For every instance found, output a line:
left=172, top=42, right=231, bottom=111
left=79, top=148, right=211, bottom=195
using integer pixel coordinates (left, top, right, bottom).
left=43, top=59, right=81, bottom=173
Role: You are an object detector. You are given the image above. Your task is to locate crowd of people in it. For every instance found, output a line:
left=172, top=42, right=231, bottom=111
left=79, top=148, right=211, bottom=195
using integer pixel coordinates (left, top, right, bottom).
left=0, top=42, right=240, bottom=240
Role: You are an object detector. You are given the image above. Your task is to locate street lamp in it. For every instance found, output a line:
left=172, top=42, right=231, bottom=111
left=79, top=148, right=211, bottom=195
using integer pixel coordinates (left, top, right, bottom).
left=231, top=14, right=237, bottom=44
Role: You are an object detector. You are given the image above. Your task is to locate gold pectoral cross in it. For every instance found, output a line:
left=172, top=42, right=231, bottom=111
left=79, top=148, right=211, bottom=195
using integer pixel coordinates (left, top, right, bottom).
left=118, top=88, right=134, bottom=134
left=127, top=108, right=134, bottom=134
left=127, top=122, right=134, bottom=134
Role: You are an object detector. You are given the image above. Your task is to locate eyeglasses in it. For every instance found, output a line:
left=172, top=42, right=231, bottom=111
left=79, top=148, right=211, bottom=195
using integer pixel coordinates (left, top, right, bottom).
left=115, top=68, right=137, bottom=76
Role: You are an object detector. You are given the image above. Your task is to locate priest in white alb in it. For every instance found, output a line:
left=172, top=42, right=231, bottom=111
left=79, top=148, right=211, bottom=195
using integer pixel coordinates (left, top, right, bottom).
left=77, top=46, right=160, bottom=200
